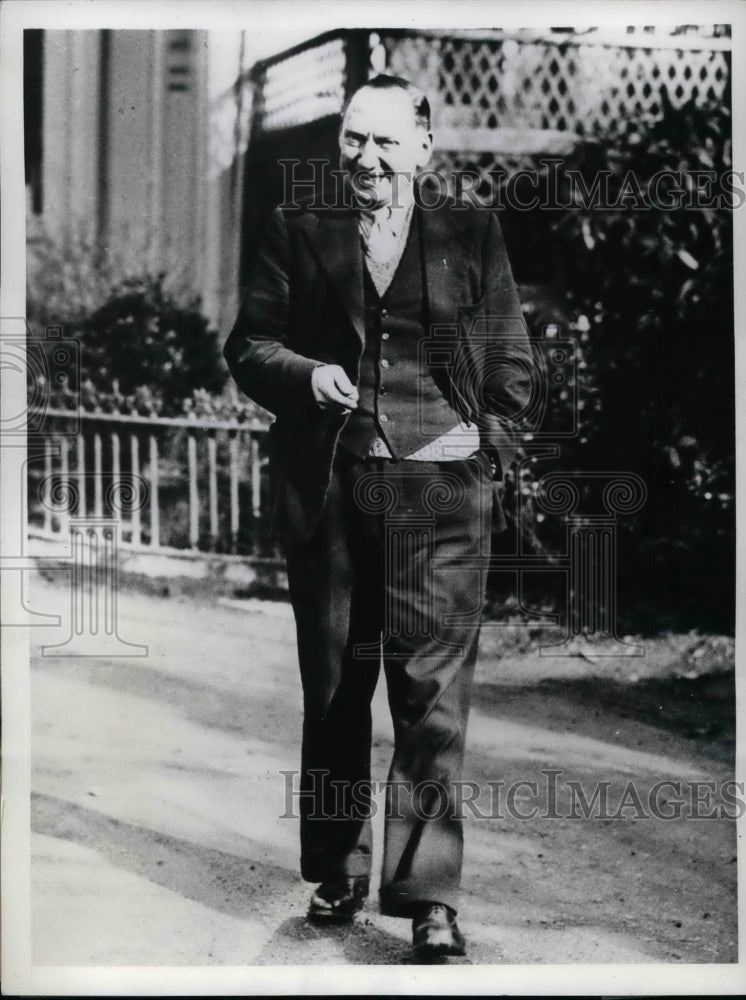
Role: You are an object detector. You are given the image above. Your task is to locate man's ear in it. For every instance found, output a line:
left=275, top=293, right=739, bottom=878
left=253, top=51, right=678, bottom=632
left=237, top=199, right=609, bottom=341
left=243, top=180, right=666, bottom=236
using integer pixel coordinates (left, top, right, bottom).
left=417, top=132, right=433, bottom=171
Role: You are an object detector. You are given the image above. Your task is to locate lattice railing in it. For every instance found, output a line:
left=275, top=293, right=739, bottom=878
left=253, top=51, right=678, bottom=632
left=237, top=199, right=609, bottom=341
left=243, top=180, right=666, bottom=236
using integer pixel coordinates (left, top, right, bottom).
left=376, top=30, right=730, bottom=140
left=251, top=28, right=729, bottom=141
left=248, top=27, right=730, bottom=188
left=256, top=33, right=347, bottom=131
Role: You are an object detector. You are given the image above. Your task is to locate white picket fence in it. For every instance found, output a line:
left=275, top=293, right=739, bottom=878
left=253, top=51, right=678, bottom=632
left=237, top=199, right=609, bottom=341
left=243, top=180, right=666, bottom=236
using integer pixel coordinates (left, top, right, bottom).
left=30, top=407, right=277, bottom=559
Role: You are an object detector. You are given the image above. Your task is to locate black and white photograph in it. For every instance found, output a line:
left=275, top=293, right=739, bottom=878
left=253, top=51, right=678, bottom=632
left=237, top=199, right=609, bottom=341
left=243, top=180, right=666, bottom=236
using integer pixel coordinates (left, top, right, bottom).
left=1, top=0, right=743, bottom=994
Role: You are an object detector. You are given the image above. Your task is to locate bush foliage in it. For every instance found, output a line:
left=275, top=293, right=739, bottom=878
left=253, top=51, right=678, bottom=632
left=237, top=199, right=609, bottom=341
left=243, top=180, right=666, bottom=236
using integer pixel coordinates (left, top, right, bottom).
left=70, top=275, right=228, bottom=415
left=500, top=95, right=734, bottom=634
left=31, top=266, right=230, bottom=418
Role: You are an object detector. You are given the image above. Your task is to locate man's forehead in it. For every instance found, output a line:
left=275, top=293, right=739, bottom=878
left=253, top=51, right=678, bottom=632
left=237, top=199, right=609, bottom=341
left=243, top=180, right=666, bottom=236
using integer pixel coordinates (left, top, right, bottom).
left=342, top=87, right=418, bottom=133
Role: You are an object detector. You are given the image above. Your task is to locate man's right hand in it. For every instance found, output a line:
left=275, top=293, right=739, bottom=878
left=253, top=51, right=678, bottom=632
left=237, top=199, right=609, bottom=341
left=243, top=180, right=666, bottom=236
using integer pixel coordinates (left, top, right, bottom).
left=311, top=365, right=359, bottom=412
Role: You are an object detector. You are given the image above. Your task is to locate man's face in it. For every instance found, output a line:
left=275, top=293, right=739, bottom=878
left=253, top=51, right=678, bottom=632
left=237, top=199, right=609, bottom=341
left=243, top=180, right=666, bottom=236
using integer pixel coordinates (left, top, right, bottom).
left=339, top=86, right=432, bottom=209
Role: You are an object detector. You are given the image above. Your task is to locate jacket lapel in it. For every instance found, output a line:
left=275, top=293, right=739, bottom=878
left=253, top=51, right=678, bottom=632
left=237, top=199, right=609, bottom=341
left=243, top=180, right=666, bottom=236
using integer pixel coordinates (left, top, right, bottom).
left=417, top=198, right=473, bottom=319
left=303, top=195, right=474, bottom=343
left=304, top=209, right=365, bottom=345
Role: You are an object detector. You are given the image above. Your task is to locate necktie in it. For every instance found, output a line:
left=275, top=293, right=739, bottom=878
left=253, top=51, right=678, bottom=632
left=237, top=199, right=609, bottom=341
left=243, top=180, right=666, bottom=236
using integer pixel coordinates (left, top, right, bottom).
left=363, top=206, right=399, bottom=263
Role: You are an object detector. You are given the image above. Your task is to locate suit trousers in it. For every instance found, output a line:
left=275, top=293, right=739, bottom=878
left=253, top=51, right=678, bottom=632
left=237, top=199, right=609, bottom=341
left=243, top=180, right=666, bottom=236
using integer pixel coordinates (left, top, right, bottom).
left=284, top=447, right=493, bottom=917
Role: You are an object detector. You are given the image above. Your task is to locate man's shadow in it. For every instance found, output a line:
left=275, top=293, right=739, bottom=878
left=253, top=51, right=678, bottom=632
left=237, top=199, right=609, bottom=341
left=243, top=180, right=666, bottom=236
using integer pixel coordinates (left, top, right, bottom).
left=31, top=791, right=301, bottom=923
left=256, top=916, right=472, bottom=965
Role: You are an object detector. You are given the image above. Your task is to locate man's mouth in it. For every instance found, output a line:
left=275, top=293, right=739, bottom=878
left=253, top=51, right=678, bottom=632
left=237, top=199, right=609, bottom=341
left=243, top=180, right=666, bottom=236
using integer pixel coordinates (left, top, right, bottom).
left=355, top=171, right=389, bottom=186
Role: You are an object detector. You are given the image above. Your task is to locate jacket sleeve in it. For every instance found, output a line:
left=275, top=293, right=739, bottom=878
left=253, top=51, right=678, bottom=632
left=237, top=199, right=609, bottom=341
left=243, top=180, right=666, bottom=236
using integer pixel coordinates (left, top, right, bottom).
left=223, top=208, right=321, bottom=420
left=474, top=211, right=539, bottom=476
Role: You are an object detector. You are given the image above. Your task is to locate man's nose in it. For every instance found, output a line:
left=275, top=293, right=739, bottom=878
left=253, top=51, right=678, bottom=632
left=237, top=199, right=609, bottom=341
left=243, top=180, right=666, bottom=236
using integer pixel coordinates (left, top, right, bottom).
left=356, top=139, right=380, bottom=170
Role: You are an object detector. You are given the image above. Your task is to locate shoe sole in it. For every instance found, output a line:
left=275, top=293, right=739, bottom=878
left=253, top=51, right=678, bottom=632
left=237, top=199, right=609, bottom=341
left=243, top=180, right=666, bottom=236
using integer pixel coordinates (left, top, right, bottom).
left=414, top=942, right=466, bottom=958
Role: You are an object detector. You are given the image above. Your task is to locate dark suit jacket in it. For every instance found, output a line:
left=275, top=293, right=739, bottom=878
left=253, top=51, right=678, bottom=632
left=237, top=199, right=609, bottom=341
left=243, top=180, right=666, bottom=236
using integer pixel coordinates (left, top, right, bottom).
left=224, top=193, right=537, bottom=545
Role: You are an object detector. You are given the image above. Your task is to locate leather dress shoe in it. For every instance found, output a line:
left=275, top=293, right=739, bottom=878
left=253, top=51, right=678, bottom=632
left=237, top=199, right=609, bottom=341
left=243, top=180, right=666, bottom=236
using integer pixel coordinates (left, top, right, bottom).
left=307, top=875, right=370, bottom=921
left=412, top=903, right=466, bottom=958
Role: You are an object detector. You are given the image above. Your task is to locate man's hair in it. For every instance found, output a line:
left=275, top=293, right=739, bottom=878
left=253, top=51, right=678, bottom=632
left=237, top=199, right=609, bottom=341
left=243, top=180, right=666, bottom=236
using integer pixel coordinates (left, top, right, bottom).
left=344, top=74, right=432, bottom=132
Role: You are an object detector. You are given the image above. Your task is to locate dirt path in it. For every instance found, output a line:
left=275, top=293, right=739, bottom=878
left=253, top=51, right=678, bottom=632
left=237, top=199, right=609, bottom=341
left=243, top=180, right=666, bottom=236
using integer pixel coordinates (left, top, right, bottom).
left=28, top=573, right=737, bottom=967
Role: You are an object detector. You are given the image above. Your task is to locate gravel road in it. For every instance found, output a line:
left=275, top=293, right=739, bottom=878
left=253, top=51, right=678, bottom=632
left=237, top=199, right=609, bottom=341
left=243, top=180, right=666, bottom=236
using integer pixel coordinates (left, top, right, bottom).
left=28, top=572, right=737, bottom=969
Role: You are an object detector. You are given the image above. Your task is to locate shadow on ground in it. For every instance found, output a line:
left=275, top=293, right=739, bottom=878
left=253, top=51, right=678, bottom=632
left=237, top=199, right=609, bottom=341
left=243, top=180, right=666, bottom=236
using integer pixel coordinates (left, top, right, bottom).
left=475, top=671, right=735, bottom=765
left=31, top=791, right=299, bottom=923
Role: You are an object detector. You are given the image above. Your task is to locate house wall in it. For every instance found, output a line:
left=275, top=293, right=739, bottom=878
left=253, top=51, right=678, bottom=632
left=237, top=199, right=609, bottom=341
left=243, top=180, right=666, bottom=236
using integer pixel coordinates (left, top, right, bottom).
left=35, top=30, right=214, bottom=316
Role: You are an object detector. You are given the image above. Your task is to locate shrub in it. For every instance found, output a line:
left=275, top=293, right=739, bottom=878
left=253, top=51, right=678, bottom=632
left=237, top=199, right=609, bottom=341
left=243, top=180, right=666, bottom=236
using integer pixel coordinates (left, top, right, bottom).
left=68, top=274, right=227, bottom=415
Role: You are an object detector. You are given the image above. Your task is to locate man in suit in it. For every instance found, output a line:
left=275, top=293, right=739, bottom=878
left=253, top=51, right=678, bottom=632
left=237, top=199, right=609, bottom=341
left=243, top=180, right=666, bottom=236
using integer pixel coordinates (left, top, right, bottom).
left=224, top=74, right=537, bottom=958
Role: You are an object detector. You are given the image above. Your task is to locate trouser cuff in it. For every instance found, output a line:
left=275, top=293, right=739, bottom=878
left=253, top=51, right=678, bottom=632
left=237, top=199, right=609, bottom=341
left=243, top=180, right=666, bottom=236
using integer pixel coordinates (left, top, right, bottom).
left=378, top=880, right=460, bottom=918
left=301, top=849, right=372, bottom=883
